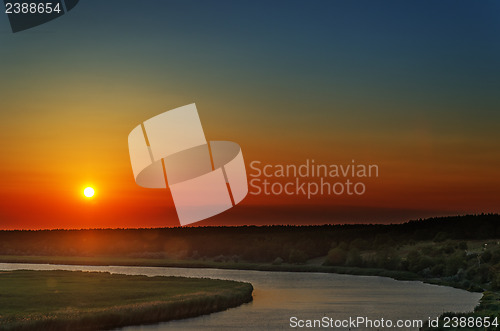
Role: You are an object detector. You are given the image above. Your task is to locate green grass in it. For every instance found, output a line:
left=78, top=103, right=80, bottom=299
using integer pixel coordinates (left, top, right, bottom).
left=0, top=270, right=253, bottom=331
left=0, top=252, right=497, bottom=330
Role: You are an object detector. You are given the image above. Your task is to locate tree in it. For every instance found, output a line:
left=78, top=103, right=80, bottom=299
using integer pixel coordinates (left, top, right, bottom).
left=324, top=247, right=347, bottom=266
left=288, top=249, right=308, bottom=264
left=346, top=248, right=363, bottom=267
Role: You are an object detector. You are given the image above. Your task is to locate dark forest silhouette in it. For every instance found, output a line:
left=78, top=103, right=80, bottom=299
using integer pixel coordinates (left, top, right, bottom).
left=0, top=214, right=498, bottom=261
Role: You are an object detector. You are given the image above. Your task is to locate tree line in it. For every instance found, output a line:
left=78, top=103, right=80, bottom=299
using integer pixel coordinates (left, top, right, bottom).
left=0, top=214, right=498, bottom=265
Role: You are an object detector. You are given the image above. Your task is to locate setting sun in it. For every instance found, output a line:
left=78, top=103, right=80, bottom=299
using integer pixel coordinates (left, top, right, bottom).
left=83, top=187, right=95, bottom=198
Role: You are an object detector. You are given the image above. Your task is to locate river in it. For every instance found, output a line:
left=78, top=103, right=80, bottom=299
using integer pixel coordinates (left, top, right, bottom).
left=0, top=263, right=481, bottom=330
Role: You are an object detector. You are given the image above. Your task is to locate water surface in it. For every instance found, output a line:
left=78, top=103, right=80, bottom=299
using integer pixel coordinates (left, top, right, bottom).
left=0, top=263, right=481, bottom=330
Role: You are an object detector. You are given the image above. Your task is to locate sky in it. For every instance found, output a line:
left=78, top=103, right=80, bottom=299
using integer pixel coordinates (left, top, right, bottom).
left=0, top=0, right=499, bottom=229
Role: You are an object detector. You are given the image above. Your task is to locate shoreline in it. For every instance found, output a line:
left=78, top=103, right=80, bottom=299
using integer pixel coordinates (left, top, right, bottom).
left=0, top=269, right=253, bottom=331
left=1, top=255, right=496, bottom=330
left=0, top=254, right=479, bottom=291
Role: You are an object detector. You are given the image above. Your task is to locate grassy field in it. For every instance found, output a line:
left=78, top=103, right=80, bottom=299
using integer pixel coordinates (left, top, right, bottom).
left=1, top=217, right=498, bottom=329
left=0, top=253, right=497, bottom=330
left=0, top=270, right=253, bottom=331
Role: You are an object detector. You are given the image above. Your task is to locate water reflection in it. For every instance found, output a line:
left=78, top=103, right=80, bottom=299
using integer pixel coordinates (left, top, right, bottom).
left=0, top=263, right=481, bottom=330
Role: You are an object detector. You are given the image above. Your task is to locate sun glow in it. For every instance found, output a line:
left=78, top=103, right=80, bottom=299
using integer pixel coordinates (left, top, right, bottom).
left=83, top=187, right=95, bottom=198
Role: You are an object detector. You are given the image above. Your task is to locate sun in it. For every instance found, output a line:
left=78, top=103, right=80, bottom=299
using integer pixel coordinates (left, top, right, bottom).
left=83, top=187, right=95, bottom=198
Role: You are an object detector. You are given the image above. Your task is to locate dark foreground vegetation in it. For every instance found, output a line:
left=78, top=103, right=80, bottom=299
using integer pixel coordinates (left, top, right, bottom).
left=1, top=214, right=499, bottom=289
left=0, top=270, right=253, bottom=331
left=421, top=291, right=500, bottom=331
left=0, top=214, right=499, bottom=330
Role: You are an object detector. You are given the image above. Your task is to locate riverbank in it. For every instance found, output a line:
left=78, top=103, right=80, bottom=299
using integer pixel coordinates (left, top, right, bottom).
left=1, top=254, right=498, bottom=330
left=0, top=254, right=480, bottom=290
left=0, top=270, right=253, bottom=331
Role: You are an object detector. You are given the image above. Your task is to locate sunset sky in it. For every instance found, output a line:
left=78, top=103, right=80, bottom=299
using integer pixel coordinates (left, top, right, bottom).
left=0, top=1, right=499, bottom=229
